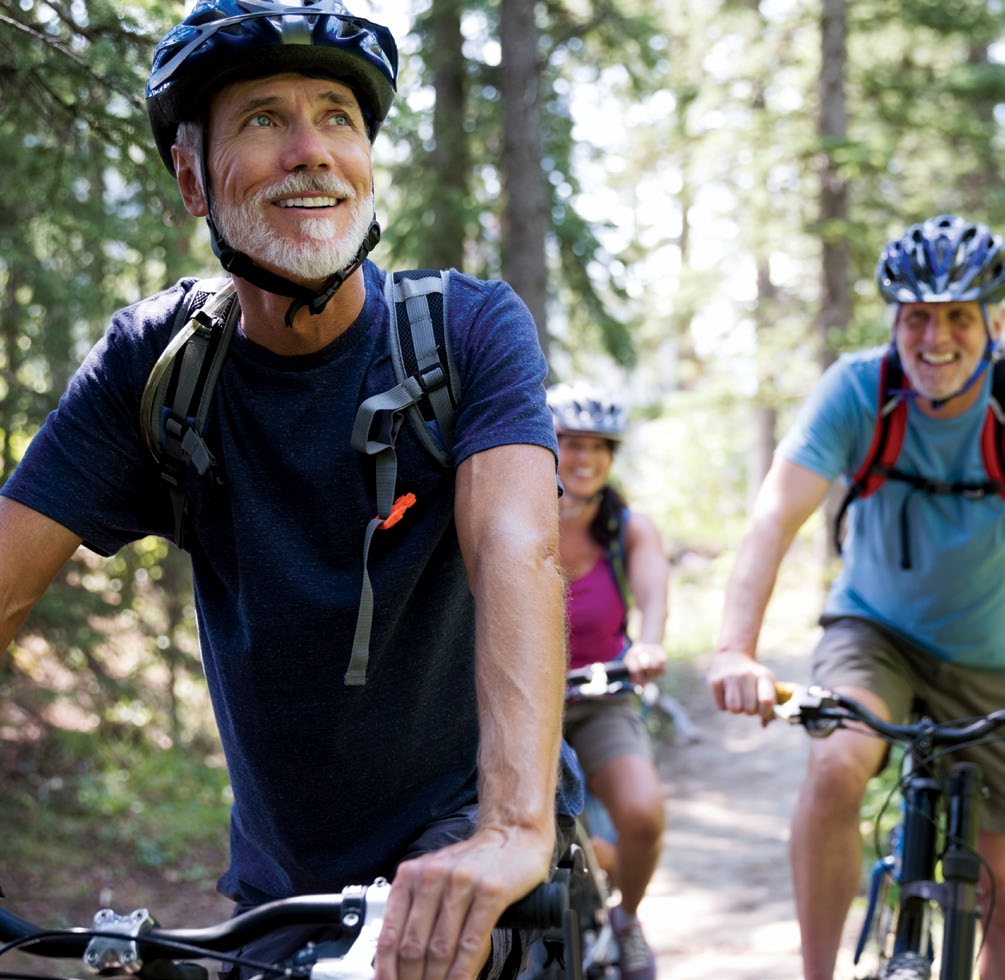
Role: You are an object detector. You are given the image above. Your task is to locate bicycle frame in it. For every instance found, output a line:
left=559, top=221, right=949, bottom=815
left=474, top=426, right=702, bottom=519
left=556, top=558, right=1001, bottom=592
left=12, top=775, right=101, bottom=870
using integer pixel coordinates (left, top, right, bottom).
left=776, top=685, right=1002, bottom=980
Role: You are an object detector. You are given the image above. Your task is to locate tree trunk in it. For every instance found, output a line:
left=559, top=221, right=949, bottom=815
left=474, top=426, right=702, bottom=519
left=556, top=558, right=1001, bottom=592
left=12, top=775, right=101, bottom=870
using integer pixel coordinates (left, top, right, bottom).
left=818, top=0, right=849, bottom=558
left=500, top=0, right=550, bottom=358
left=817, top=0, right=849, bottom=373
left=428, top=0, right=469, bottom=270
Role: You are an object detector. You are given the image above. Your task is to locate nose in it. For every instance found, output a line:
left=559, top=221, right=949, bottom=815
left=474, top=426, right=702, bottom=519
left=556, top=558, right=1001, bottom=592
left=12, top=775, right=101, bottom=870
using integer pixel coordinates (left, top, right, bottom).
left=923, top=310, right=954, bottom=342
left=280, top=120, right=332, bottom=172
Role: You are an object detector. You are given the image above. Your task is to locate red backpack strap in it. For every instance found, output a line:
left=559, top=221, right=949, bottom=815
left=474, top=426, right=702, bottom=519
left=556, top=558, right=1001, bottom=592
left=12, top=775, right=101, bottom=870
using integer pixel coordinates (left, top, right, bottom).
left=850, top=348, right=909, bottom=499
left=833, top=348, right=908, bottom=555
left=980, top=358, right=1005, bottom=499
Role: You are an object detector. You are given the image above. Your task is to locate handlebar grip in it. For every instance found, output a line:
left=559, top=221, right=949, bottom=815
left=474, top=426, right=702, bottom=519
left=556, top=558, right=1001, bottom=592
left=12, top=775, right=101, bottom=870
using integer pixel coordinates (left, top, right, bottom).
left=495, top=879, right=568, bottom=930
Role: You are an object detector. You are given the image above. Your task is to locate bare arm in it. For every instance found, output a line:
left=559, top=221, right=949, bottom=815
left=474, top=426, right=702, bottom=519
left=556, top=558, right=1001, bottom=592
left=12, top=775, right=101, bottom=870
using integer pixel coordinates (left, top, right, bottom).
left=0, top=497, right=82, bottom=651
left=708, top=456, right=831, bottom=722
left=458, top=442, right=564, bottom=855
left=374, top=443, right=565, bottom=980
left=623, top=511, right=670, bottom=683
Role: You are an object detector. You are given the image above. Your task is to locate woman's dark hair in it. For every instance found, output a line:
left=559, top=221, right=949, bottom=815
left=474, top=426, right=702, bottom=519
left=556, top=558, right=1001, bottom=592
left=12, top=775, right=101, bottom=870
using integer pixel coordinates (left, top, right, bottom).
left=590, top=484, right=628, bottom=549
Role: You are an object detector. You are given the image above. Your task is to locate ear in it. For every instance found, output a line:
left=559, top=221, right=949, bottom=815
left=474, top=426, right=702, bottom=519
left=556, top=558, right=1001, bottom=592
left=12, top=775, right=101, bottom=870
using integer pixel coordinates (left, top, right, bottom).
left=173, top=144, right=209, bottom=217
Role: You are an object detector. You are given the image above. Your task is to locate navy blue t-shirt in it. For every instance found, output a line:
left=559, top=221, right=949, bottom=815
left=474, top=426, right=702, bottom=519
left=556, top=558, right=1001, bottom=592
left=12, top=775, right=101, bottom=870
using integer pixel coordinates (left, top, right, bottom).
left=3, top=260, right=582, bottom=904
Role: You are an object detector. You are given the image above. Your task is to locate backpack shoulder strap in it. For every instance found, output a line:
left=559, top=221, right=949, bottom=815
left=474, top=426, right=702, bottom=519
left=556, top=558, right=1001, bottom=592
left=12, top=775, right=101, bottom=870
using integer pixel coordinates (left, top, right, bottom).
left=850, top=348, right=909, bottom=497
left=833, top=347, right=908, bottom=553
left=347, top=269, right=459, bottom=686
left=386, top=269, right=459, bottom=462
left=139, top=277, right=238, bottom=548
left=980, top=355, right=1005, bottom=499
left=603, top=504, right=632, bottom=641
left=605, top=505, right=631, bottom=610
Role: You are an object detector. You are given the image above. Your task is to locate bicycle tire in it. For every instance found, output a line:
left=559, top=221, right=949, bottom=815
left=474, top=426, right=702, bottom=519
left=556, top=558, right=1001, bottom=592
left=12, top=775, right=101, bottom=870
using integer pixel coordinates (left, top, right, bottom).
left=882, top=951, right=932, bottom=979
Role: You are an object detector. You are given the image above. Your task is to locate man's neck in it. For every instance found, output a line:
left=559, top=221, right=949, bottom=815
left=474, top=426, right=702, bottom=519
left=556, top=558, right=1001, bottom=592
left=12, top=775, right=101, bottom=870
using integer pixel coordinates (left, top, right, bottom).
left=231, top=269, right=367, bottom=356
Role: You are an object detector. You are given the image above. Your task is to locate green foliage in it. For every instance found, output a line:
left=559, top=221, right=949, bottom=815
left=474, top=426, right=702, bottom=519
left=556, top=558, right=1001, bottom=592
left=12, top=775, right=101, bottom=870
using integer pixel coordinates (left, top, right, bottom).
left=380, top=0, right=664, bottom=364
left=4, top=0, right=1005, bottom=906
left=0, top=0, right=204, bottom=482
left=2, top=725, right=230, bottom=876
left=7, top=542, right=208, bottom=749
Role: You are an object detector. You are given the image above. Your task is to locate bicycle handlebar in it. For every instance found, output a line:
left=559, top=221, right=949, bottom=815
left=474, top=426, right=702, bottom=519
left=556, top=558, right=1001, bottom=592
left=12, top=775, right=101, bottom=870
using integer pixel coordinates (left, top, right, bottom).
left=774, top=683, right=1005, bottom=747
left=0, top=878, right=568, bottom=971
left=565, top=660, right=633, bottom=699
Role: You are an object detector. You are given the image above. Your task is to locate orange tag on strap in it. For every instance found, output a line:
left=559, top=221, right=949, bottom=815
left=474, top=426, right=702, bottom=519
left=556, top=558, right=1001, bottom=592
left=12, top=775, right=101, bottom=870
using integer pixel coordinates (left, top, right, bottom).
left=378, top=493, right=417, bottom=530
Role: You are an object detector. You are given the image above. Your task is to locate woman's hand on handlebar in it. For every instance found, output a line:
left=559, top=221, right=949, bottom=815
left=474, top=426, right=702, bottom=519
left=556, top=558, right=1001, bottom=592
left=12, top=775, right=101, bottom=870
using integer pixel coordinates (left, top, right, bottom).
left=707, top=650, right=777, bottom=725
left=623, top=642, right=667, bottom=685
left=373, top=824, right=551, bottom=980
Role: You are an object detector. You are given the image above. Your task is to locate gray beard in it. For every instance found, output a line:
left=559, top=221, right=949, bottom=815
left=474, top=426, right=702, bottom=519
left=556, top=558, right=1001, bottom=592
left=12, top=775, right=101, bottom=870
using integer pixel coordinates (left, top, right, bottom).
left=212, top=176, right=374, bottom=282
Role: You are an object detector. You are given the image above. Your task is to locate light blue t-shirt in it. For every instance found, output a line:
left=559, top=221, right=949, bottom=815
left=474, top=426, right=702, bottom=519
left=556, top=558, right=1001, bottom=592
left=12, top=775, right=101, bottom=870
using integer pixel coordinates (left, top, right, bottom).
left=777, top=345, right=1005, bottom=670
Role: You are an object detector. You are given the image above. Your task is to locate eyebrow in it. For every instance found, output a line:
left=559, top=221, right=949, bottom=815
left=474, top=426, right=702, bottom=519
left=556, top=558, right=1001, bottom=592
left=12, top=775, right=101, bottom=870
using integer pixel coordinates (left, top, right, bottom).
left=234, top=89, right=362, bottom=115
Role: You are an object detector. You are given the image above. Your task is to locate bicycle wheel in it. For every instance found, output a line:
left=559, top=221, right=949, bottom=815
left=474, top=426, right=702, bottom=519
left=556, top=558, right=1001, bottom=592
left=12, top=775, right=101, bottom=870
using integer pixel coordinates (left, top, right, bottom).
left=881, top=951, right=931, bottom=979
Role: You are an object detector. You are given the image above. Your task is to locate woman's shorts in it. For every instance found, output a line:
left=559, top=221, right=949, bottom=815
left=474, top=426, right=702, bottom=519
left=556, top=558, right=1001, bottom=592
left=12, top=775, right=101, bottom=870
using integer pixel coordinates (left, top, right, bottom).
left=814, top=615, right=1005, bottom=835
left=563, top=696, right=653, bottom=778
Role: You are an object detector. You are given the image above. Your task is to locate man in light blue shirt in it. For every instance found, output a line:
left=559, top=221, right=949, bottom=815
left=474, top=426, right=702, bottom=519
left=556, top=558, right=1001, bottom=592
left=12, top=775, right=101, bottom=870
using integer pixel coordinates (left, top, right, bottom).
left=708, top=215, right=1005, bottom=979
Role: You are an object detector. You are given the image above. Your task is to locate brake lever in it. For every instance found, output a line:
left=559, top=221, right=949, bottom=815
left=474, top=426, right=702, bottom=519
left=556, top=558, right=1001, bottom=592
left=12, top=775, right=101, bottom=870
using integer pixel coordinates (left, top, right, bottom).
left=311, top=880, right=390, bottom=980
left=773, top=684, right=841, bottom=737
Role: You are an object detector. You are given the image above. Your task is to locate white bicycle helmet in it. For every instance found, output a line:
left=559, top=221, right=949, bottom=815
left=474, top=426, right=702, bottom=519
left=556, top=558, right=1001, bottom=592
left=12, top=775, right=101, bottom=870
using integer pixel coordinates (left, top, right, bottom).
left=547, top=382, right=627, bottom=442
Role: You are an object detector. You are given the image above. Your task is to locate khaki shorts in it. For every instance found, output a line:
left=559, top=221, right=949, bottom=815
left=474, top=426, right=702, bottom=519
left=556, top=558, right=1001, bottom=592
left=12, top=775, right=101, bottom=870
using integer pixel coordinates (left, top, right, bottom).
left=814, top=615, right=1005, bottom=834
left=563, top=696, right=653, bottom=778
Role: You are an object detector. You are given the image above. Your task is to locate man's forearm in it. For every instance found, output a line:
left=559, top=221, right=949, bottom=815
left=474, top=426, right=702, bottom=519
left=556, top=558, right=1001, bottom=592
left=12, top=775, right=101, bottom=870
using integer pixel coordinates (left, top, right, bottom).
left=473, top=544, right=565, bottom=850
left=715, top=527, right=782, bottom=658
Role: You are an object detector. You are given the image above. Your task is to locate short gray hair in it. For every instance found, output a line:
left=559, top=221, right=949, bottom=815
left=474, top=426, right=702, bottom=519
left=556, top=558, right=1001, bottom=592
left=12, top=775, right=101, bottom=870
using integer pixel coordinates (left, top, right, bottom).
left=174, top=121, right=205, bottom=192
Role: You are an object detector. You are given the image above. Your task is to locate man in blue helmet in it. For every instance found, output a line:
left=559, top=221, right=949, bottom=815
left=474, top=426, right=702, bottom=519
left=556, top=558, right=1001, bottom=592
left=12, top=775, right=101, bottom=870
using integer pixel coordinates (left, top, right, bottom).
left=708, top=214, right=1005, bottom=979
left=0, top=3, right=580, bottom=978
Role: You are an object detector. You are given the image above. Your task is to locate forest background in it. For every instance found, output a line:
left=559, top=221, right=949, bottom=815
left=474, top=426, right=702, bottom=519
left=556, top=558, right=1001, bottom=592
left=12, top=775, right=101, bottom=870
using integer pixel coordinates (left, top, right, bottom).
left=2, top=0, right=1005, bottom=921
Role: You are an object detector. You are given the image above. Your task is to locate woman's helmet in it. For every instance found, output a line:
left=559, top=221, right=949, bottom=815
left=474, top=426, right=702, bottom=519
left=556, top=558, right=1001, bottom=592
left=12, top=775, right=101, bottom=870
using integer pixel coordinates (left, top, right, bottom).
left=876, top=214, right=1005, bottom=305
left=146, top=0, right=398, bottom=175
left=547, top=382, right=628, bottom=442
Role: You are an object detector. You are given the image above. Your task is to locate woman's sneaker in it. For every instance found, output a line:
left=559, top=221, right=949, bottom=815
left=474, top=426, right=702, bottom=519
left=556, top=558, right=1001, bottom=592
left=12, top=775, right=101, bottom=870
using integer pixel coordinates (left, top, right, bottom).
left=609, top=904, right=656, bottom=980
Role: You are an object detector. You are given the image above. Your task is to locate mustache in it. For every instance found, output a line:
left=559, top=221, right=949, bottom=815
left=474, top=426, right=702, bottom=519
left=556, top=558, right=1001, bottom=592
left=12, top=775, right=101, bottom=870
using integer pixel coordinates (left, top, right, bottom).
left=255, top=173, right=359, bottom=204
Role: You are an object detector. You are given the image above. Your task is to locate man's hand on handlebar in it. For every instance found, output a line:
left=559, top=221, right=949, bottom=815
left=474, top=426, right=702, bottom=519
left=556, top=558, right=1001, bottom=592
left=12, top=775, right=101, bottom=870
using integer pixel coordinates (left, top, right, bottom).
left=623, top=642, right=667, bottom=686
left=374, top=824, right=551, bottom=980
left=707, top=651, right=777, bottom=726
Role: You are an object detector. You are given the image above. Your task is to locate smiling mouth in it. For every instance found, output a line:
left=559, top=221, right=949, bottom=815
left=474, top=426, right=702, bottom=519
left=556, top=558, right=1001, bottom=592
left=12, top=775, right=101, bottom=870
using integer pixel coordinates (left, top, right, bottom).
left=275, top=197, right=342, bottom=209
left=919, top=351, right=959, bottom=366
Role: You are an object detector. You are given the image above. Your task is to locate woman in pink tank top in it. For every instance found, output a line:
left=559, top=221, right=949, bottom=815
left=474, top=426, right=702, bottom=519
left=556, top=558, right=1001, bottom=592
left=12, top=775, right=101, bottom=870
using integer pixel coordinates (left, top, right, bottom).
left=548, top=382, right=670, bottom=980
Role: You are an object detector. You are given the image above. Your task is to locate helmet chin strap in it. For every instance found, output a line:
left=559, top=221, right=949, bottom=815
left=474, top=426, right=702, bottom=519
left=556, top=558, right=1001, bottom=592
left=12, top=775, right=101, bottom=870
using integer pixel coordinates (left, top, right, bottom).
left=927, top=340, right=994, bottom=410
left=208, top=214, right=382, bottom=329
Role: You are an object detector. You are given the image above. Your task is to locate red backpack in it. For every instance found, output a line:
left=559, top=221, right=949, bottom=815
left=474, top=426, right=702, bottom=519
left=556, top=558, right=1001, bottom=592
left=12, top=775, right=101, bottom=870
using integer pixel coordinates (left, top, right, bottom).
left=833, top=346, right=1005, bottom=567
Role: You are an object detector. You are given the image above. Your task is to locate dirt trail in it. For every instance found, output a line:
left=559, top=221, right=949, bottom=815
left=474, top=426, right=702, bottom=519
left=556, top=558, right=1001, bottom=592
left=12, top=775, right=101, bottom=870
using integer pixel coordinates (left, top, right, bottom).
left=638, top=650, right=817, bottom=980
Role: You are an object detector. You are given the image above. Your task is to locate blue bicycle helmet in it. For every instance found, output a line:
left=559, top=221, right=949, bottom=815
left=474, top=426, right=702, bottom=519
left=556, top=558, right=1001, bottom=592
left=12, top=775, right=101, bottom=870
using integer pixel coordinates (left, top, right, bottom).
left=876, top=214, right=1005, bottom=305
left=147, top=0, right=398, bottom=174
left=145, top=1, right=398, bottom=326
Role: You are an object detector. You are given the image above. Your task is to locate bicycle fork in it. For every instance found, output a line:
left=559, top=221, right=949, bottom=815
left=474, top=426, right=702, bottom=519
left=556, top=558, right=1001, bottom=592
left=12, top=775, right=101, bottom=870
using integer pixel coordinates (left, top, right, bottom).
left=886, top=760, right=983, bottom=978
left=939, top=763, right=983, bottom=977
